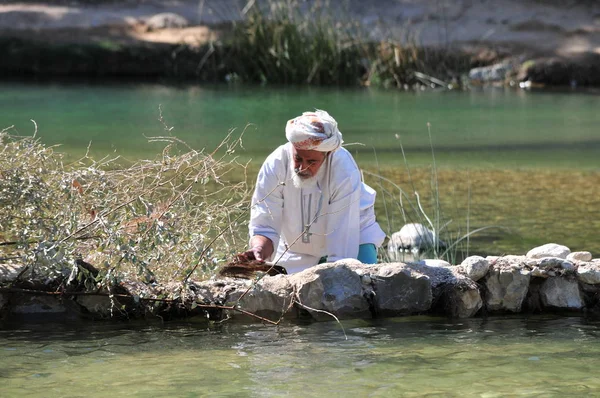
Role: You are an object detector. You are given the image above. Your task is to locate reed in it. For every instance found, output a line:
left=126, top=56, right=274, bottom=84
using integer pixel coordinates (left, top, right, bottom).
left=364, top=124, right=501, bottom=264
left=218, top=0, right=471, bottom=88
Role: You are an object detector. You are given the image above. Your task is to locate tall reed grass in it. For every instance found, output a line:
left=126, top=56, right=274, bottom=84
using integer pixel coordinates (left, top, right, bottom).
left=218, top=0, right=472, bottom=88
left=364, top=124, right=500, bottom=264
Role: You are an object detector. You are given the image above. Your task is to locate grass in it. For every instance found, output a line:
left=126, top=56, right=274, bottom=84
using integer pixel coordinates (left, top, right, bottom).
left=365, top=124, right=507, bottom=264
left=220, top=0, right=472, bottom=88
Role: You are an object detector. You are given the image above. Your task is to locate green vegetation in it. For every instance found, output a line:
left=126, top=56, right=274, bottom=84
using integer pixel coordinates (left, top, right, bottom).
left=222, top=0, right=470, bottom=87
left=0, top=122, right=250, bottom=292
left=0, top=1, right=472, bottom=88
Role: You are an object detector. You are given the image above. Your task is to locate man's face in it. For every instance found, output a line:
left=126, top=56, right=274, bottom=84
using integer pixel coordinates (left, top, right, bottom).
left=292, top=147, right=327, bottom=179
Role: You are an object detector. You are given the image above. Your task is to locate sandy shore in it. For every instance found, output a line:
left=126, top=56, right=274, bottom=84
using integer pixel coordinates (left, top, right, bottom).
left=1, top=0, right=599, bottom=58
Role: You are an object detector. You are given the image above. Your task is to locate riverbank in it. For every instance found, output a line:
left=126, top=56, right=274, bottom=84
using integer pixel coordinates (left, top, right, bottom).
left=1, top=0, right=600, bottom=87
left=2, top=243, right=600, bottom=323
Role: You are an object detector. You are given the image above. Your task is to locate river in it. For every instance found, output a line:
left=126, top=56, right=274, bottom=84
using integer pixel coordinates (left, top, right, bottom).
left=2, top=315, right=600, bottom=396
left=2, top=80, right=600, bottom=396
left=2, top=80, right=598, bottom=256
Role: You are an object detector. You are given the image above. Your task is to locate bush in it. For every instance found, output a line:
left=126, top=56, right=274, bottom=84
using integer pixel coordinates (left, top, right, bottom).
left=0, top=122, right=251, bottom=290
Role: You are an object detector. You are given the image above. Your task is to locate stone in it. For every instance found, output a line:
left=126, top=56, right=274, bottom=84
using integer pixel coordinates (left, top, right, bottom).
left=526, top=243, right=570, bottom=259
left=11, top=295, right=66, bottom=314
left=289, top=263, right=370, bottom=320
left=484, top=265, right=531, bottom=312
left=532, top=257, right=574, bottom=271
left=235, top=275, right=294, bottom=318
left=387, top=223, right=445, bottom=258
left=75, top=295, right=113, bottom=318
left=530, top=266, right=549, bottom=278
left=460, top=256, right=490, bottom=281
left=540, top=277, right=584, bottom=309
left=577, top=263, right=600, bottom=285
left=368, top=263, right=432, bottom=315
left=468, top=63, right=512, bottom=83
left=415, top=259, right=452, bottom=268
left=143, top=13, right=189, bottom=31
left=447, top=278, right=483, bottom=318
left=567, top=251, right=593, bottom=263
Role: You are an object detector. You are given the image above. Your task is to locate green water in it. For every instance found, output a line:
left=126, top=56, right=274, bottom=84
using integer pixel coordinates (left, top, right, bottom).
left=1, top=315, right=600, bottom=397
left=2, top=81, right=599, bottom=168
left=1, top=81, right=599, bottom=256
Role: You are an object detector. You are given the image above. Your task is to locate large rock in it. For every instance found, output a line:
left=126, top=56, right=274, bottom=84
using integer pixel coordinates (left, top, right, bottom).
left=460, top=256, right=490, bottom=281
left=408, top=262, right=482, bottom=318
left=540, top=277, right=584, bottom=310
left=387, top=223, right=445, bottom=259
left=366, top=263, right=433, bottom=316
left=567, top=251, right=593, bottom=263
left=484, top=263, right=531, bottom=312
left=527, top=243, right=570, bottom=259
left=234, top=275, right=294, bottom=318
left=577, top=263, right=600, bottom=285
left=289, top=263, right=370, bottom=320
left=468, top=63, right=512, bottom=83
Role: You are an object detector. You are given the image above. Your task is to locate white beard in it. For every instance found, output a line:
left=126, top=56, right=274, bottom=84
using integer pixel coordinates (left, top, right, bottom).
left=290, top=160, right=326, bottom=190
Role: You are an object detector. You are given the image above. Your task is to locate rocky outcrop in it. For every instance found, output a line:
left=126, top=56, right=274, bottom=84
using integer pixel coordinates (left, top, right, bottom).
left=1, top=243, right=598, bottom=323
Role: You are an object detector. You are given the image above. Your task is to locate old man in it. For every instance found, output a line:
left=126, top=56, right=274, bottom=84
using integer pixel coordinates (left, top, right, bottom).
left=242, top=110, right=386, bottom=274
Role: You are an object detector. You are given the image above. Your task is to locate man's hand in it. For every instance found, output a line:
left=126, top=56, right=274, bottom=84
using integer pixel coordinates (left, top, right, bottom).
left=241, top=235, right=274, bottom=262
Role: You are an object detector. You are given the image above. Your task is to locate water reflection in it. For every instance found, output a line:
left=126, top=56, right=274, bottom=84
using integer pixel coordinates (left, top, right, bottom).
left=3, top=315, right=600, bottom=396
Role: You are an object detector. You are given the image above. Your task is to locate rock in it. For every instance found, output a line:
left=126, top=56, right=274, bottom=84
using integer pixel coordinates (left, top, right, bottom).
left=577, top=263, right=600, bottom=285
left=11, top=295, right=66, bottom=315
left=143, top=13, right=189, bottom=31
left=289, top=263, right=370, bottom=320
left=567, top=251, right=593, bottom=263
left=540, top=277, right=584, bottom=310
left=460, top=256, right=489, bottom=281
left=387, top=223, right=445, bottom=256
left=530, top=266, right=548, bottom=278
left=527, top=243, right=570, bottom=259
left=75, top=294, right=113, bottom=318
left=446, top=278, right=483, bottom=318
left=367, top=263, right=433, bottom=315
left=235, top=275, right=294, bottom=318
left=468, top=62, right=512, bottom=83
left=484, top=265, right=531, bottom=312
left=531, top=257, right=574, bottom=272
left=518, top=54, right=600, bottom=86
left=415, top=259, right=452, bottom=268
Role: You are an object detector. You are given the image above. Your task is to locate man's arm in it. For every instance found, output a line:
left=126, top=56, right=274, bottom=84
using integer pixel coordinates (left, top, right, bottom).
left=241, top=234, right=274, bottom=262
left=247, top=146, right=287, bottom=261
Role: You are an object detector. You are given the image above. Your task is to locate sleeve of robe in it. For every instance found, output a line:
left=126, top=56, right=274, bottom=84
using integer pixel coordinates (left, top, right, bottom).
left=324, top=149, right=362, bottom=262
left=248, top=146, right=287, bottom=259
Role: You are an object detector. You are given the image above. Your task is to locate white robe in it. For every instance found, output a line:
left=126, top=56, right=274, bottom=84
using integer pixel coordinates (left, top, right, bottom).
left=249, top=143, right=386, bottom=274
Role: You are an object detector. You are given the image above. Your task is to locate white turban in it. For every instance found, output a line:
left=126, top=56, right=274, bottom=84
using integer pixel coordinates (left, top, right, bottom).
left=285, top=109, right=343, bottom=152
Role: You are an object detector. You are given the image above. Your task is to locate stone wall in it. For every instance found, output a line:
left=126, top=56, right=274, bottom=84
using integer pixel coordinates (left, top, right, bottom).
left=1, top=243, right=599, bottom=322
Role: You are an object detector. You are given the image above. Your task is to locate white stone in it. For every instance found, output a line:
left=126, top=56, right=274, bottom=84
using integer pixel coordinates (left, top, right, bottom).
left=388, top=223, right=445, bottom=254
left=567, top=251, right=593, bottom=262
left=484, top=266, right=531, bottom=312
left=527, top=243, right=570, bottom=259
left=540, top=278, right=584, bottom=309
left=416, top=259, right=452, bottom=268
left=460, top=256, right=490, bottom=281
left=577, top=263, right=600, bottom=285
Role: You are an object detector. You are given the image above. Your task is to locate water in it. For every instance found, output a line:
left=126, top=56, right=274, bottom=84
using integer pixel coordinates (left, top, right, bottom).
left=4, top=80, right=598, bottom=256
left=1, top=81, right=599, bottom=168
left=1, top=315, right=600, bottom=396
